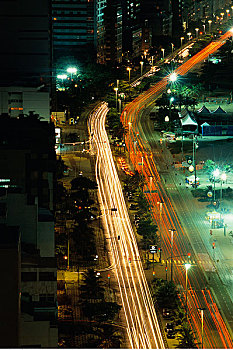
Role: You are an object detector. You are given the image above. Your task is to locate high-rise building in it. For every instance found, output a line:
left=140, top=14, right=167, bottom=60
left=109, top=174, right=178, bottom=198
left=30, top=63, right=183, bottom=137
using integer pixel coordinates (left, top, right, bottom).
left=0, top=0, right=51, bottom=85
left=52, top=0, right=96, bottom=63
left=96, top=0, right=122, bottom=64
left=121, top=0, right=142, bottom=57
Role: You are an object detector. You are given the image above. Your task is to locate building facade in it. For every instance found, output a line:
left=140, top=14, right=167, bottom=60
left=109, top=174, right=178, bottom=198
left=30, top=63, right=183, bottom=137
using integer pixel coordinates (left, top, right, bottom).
left=0, top=0, right=51, bottom=85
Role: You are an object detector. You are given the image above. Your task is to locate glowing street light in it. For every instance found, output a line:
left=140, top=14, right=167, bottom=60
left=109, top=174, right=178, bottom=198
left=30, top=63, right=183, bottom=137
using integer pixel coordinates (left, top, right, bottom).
left=151, top=55, right=154, bottom=68
left=171, top=43, right=174, bottom=54
left=169, top=228, right=176, bottom=282
left=57, top=74, right=67, bottom=83
left=208, top=20, right=212, bottom=33
left=231, top=6, right=233, bottom=15
left=195, top=28, right=199, bottom=38
left=198, top=308, right=206, bottom=349
left=127, top=67, right=132, bottom=82
left=140, top=61, right=144, bottom=76
left=220, top=172, right=227, bottom=202
left=185, top=263, right=191, bottom=319
left=169, top=72, right=177, bottom=82
left=114, top=87, right=118, bottom=110
left=180, top=36, right=184, bottom=47
left=213, top=169, right=220, bottom=201
left=187, top=32, right=192, bottom=40
left=67, top=67, right=77, bottom=80
left=161, top=48, right=165, bottom=59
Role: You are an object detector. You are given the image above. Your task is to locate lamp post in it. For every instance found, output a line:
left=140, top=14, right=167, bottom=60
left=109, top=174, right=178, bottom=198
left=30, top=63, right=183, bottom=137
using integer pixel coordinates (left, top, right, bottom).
left=67, top=67, right=77, bottom=80
left=231, top=6, right=233, bottom=16
left=151, top=55, right=154, bottom=68
left=169, top=229, right=176, bottom=283
left=208, top=20, right=212, bottom=33
left=213, top=169, right=220, bottom=201
left=195, top=28, right=199, bottom=38
left=220, top=173, right=226, bottom=203
left=180, top=36, right=184, bottom=47
left=161, top=48, right=165, bottom=59
left=127, top=67, right=131, bottom=82
left=128, top=122, right=131, bottom=162
left=185, top=263, right=191, bottom=319
left=198, top=308, right=206, bottom=349
left=140, top=61, right=144, bottom=76
left=171, top=43, right=174, bottom=55
left=169, top=97, right=174, bottom=120
left=203, top=24, right=206, bottom=34
left=114, top=87, right=118, bottom=110
left=57, top=74, right=67, bottom=83
left=187, top=32, right=192, bottom=41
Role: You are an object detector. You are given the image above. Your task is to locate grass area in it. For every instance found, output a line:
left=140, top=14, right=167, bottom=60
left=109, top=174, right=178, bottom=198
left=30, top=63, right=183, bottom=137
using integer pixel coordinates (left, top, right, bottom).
left=167, top=140, right=193, bottom=155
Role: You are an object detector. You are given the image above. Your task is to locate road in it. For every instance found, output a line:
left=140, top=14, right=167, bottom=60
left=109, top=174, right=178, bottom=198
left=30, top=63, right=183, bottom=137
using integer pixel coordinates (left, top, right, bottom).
left=88, top=102, right=166, bottom=349
left=121, top=31, right=233, bottom=348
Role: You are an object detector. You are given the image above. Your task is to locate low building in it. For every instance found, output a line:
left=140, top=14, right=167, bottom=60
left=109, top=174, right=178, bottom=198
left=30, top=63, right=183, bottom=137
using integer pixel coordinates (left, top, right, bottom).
left=0, top=86, right=50, bottom=121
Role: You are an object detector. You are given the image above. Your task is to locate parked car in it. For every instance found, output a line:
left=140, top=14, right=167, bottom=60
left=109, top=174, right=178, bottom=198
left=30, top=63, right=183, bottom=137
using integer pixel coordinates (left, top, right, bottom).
left=167, top=329, right=175, bottom=339
left=162, top=308, right=172, bottom=319
left=165, top=322, right=174, bottom=332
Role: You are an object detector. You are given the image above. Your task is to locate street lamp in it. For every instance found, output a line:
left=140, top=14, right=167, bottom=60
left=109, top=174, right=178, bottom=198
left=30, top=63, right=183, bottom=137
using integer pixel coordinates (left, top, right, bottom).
left=198, top=307, right=206, bottom=349
left=169, top=229, right=176, bottom=283
left=220, top=172, right=226, bottom=202
left=140, top=61, right=144, bottom=76
left=161, top=48, right=165, bottom=59
left=151, top=55, right=154, bottom=68
left=208, top=20, right=212, bottom=33
left=171, top=43, right=174, bottom=54
left=169, top=97, right=174, bottom=120
left=185, top=263, right=191, bottom=319
left=127, top=67, right=132, bottom=82
left=231, top=6, right=233, bottom=16
left=213, top=168, right=220, bottom=201
left=180, top=37, right=184, bottom=47
left=57, top=74, right=67, bottom=82
left=169, top=72, right=177, bottom=82
left=195, top=28, right=199, bottom=38
left=128, top=122, right=132, bottom=162
left=203, top=24, right=206, bottom=34
left=187, top=32, right=192, bottom=41
left=67, top=67, right=77, bottom=80
left=114, top=87, right=118, bottom=110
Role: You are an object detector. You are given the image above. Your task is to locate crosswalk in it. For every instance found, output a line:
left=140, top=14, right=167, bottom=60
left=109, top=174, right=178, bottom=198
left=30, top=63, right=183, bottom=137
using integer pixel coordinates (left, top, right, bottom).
left=149, top=256, right=214, bottom=272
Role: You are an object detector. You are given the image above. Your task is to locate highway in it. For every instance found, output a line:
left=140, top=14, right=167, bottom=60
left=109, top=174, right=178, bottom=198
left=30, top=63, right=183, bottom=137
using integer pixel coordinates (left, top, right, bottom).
left=121, top=30, right=233, bottom=348
left=88, top=103, right=165, bottom=349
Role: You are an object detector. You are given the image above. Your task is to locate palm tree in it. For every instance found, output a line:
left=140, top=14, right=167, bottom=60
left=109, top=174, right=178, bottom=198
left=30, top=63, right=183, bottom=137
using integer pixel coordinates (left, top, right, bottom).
left=79, top=268, right=105, bottom=302
left=176, top=322, right=197, bottom=348
left=95, top=324, right=122, bottom=348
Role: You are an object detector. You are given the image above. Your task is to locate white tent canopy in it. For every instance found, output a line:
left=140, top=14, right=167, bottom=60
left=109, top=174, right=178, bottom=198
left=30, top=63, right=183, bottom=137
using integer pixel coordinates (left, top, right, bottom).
left=180, top=113, right=198, bottom=126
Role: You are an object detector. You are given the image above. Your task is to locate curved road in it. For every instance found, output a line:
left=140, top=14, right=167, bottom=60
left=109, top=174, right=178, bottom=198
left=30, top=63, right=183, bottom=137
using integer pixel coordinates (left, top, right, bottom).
left=121, top=31, right=233, bottom=348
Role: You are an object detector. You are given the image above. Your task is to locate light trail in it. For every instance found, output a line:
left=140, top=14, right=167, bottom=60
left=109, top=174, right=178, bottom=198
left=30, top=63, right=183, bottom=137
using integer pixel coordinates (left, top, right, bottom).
left=121, top=31, right=233, bottom=348
left=88, top=103, right=166, bottom=349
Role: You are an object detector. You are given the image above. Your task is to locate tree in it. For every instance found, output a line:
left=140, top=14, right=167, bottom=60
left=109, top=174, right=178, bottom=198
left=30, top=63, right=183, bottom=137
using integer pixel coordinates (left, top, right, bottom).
left=79, top=268, right=105, bottom=303
left=71, top=223, right=96, bottom=260
left=203, top=159, right=215, bottom=175
left=176, top=322, right=197, bottom=348
left=95, top=324, right=123, bottom=349
left=151, top=279, right=178, bottom=309
left=82, top=301, right=121, bottom=322
left=71, top=176, right=98, bottom=191
left=153, top=281, right=177, bottom=308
